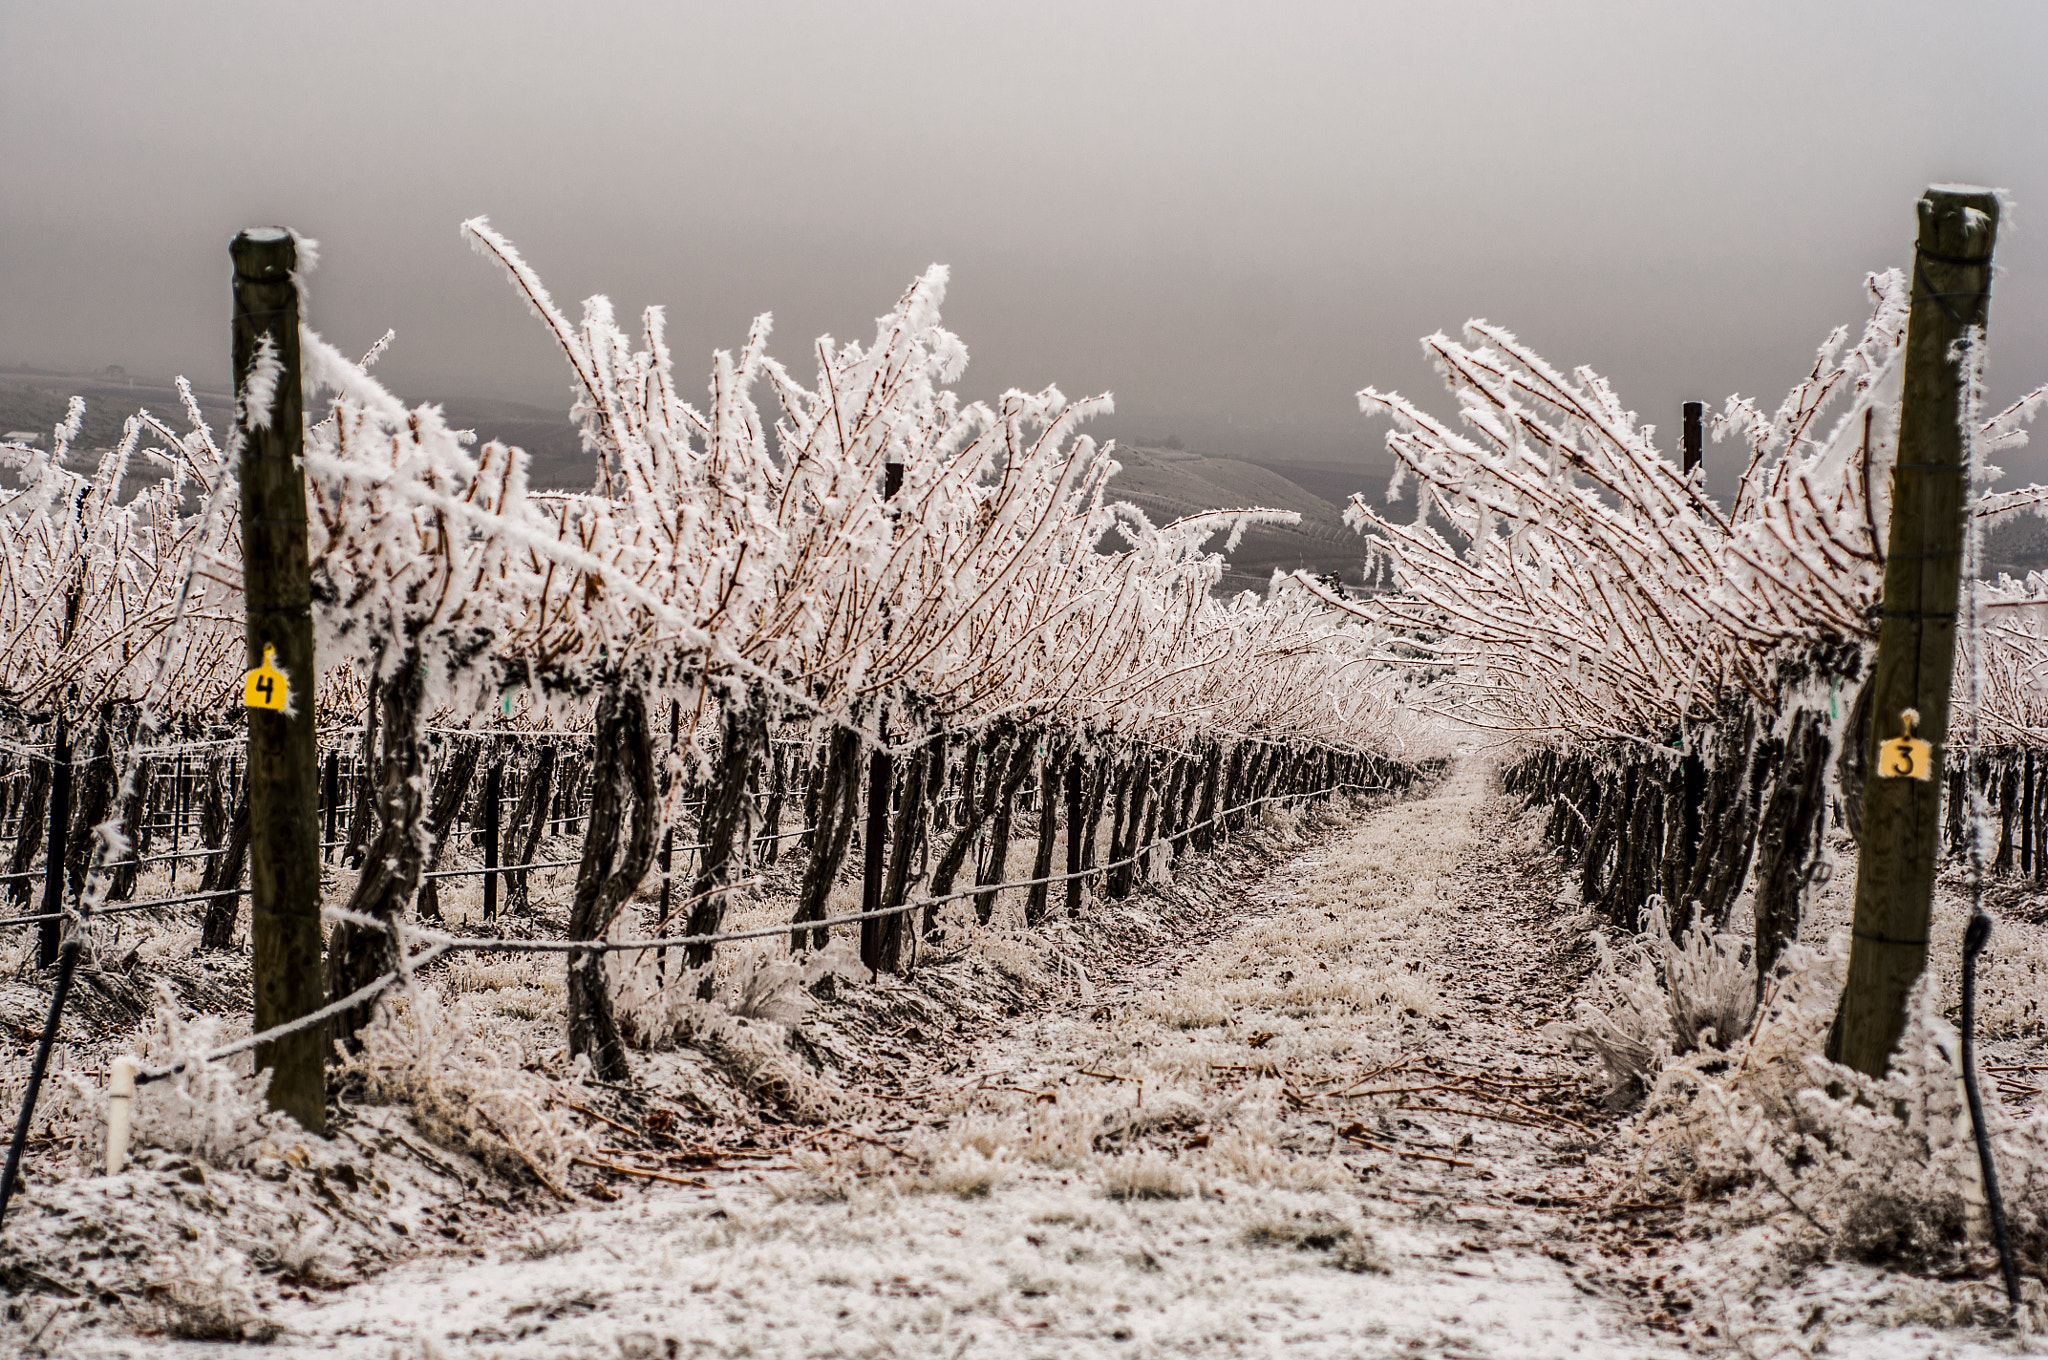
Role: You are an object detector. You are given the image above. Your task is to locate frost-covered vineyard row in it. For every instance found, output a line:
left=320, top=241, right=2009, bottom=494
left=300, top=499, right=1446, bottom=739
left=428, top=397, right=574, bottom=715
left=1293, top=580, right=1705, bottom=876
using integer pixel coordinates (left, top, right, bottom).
left=0, top=219, right=1460, bottom=1349
left=0, top=220, right=1439, bottom=1099
left=1327, top=190, right=2048, bottom=1327
left=1338, top=261, right=2048, bottom=950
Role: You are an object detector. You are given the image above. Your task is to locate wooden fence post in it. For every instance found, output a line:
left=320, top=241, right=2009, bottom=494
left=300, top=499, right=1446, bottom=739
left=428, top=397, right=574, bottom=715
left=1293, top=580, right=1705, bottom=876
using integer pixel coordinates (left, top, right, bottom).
left=1831, top=186, right=2000, bottom=1078
left=859, top=718, right=891, bottom=971
left=35, top=717, right=69, bottom=969
left=168, top=751, right=185, bottom=886
left=859, top=460, right=904, bottom=971
left=321, top=750, right=339, bottom=863
left=481, top=755, right=502, bottom=921
left=1064, top=751, right=1085, bottom=917
left=656, top=702, right=677, bottom=961
left=1682, top=400, right=1705, bottom=476
left=232, top=227, right=325, bottom=1133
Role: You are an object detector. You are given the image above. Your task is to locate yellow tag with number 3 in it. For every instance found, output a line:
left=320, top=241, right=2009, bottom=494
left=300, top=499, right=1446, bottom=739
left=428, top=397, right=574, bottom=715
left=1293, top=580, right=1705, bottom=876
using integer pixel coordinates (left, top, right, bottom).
left=1877, top=707, right=1931, bottom=781
left=243, top=644, right=289, bottom=712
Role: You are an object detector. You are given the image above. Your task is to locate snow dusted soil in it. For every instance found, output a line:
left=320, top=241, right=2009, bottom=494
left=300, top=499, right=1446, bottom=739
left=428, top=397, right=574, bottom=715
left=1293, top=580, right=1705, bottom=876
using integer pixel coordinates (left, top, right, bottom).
left=25, top=765, right=2045, bottom=1358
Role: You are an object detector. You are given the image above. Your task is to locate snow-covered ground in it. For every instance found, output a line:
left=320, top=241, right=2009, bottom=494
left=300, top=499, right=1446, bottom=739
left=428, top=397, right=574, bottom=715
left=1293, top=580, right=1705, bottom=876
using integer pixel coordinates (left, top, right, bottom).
left=18, top=764, right=2045, bottom=1358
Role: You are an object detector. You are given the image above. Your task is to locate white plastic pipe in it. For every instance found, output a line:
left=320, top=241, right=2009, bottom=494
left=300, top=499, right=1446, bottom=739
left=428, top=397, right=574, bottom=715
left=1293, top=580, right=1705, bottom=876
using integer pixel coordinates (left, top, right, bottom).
left=106, top=1055, right=136, bottom=1175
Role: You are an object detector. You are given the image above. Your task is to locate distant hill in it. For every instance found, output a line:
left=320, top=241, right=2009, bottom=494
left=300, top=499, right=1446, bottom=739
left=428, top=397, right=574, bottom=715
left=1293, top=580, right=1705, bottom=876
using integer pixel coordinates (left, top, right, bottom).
left=1986, top=515, right=2048, bottom=580
left=0, top=367, right=235, bottom=452
left=1101, top=445, right=1389, bottom=594
left=433, top=395, right=592, bottom=490
left=1238, top=457, right=1391, bottom=514
left=0, top=367, right=599, bottom=490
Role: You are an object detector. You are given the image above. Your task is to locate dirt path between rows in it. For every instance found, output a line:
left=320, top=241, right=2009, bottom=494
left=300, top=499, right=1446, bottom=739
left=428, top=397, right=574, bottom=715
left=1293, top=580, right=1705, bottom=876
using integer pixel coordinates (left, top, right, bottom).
left=95, top=762, right=1697, bottom=1359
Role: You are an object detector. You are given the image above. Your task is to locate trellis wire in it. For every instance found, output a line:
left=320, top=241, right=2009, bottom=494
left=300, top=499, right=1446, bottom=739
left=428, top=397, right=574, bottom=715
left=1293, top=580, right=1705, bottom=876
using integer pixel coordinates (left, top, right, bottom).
left=126, top=777, right=1379, bottom=1083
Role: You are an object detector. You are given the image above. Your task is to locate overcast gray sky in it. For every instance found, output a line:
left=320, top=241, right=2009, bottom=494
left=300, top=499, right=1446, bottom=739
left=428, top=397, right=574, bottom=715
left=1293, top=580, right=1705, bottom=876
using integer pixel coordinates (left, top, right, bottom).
left=5, top=1, right=2046, bottom=480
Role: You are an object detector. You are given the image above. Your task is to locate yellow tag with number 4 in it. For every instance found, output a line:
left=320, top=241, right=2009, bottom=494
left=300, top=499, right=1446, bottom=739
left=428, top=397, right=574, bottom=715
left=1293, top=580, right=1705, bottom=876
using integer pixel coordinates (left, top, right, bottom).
left=1878, top=707, right=1931, bottom=781
left=243, top=644, right=290, bottom=712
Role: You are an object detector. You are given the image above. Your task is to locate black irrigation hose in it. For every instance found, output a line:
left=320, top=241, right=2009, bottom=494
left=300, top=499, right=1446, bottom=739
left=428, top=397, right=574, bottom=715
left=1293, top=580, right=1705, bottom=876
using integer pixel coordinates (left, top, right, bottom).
left=0, top=935, right=81, bottom=1229
left=1960, top=909, right=2023, bottom=1324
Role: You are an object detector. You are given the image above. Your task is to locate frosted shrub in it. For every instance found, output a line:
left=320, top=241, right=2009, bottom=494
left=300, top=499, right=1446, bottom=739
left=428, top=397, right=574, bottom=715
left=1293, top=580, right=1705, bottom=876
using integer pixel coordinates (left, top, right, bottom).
left=130, top=983, right=285, bottom=1166
left=606, top=934, right=851, bottom=1123
left=338, top=986, right=591, bottom=1190
left=1240, top=1204, right=1358, bottom=1252
left=607, top=944, right=697, bottom=1052
left=1203, top=1120, right=1347, bottom=1192
left=1564, top=895, right=1756, bottom=1098
left=1629, top=934, right=1846, bottom=1199
left=1329, top=1235, right=1391, bottom=1274
left=1141, top=986, right=1232, bottom=1031
left=715, top=946, right=824, bottom=1024
left=957, top=928, right=1054, bottom=988
left=444, top=952, right=560, bottom=998
left=924, top=1148, right=1011, bottom=1198
left=133, top=921, right=203, bottom=968
left=1974, top=919, right=2048, bottom=1042
left=258, top=1221, right=352, bottom=1286
left=1565, top=932, right=1672, bottom=1098
left=0, top=987, right=272, bottom=1171
left=443, top=952, right=563, bottom=1022
left=1099, top=1150, right=1193, bottom=1200
left=940, top=1099, right=1099, bottom=1170
left=133, top=1228, right=278, bottom=1343
left=1794, top=977, right=2048, bottom=1267
left=610, top=937, right=863, bottom=1048
left=1257, top=803, right=1302, bottom=836
left=684, top=1016, right=843, bottom=1124
left=940, top=1112, right=1015, bottom=1161
left=1630, top=949, right=2048, bottom=1276
left=1657, top=897, right=1759, bottom=1054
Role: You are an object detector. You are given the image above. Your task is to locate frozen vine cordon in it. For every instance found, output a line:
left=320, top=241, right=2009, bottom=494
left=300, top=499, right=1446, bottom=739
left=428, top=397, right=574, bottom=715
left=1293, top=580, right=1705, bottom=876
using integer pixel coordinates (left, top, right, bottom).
left=1331, top=268, right=2047, bottom=744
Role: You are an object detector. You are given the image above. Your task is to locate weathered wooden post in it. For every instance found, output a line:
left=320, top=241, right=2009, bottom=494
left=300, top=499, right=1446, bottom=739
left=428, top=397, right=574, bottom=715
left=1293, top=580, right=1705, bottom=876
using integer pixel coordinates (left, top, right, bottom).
left=321, top=750, right=339, bottom=862
left=168, top=750, right=185, bottom=887
left=858, top=732, right=892, bottom=969
left=35, top=716, right=69, bottom=969
left=1682, top=400, right=1705, bottom=476
left=1831, top=186, right=1999, bottom=1078
left=232, top=228, right=325, bottom=1132
left=481, top=755, right=502, bottom=920
left=1064, top=751, right=1085, bottom=917
left=859, top=460, right=904, bottom=972
left=656, top=702, right=678, bottom=964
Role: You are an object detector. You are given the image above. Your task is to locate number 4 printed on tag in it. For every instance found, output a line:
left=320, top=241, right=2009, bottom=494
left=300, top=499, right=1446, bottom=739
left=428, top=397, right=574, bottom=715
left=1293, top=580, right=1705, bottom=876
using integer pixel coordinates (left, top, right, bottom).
left=244, top=644, right=290, bottom=712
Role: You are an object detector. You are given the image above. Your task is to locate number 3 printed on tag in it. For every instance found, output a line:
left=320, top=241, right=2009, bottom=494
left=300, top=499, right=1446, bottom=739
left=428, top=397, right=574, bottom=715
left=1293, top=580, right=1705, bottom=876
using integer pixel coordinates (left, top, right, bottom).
left=1877, top=707, right=1931, bottom=782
